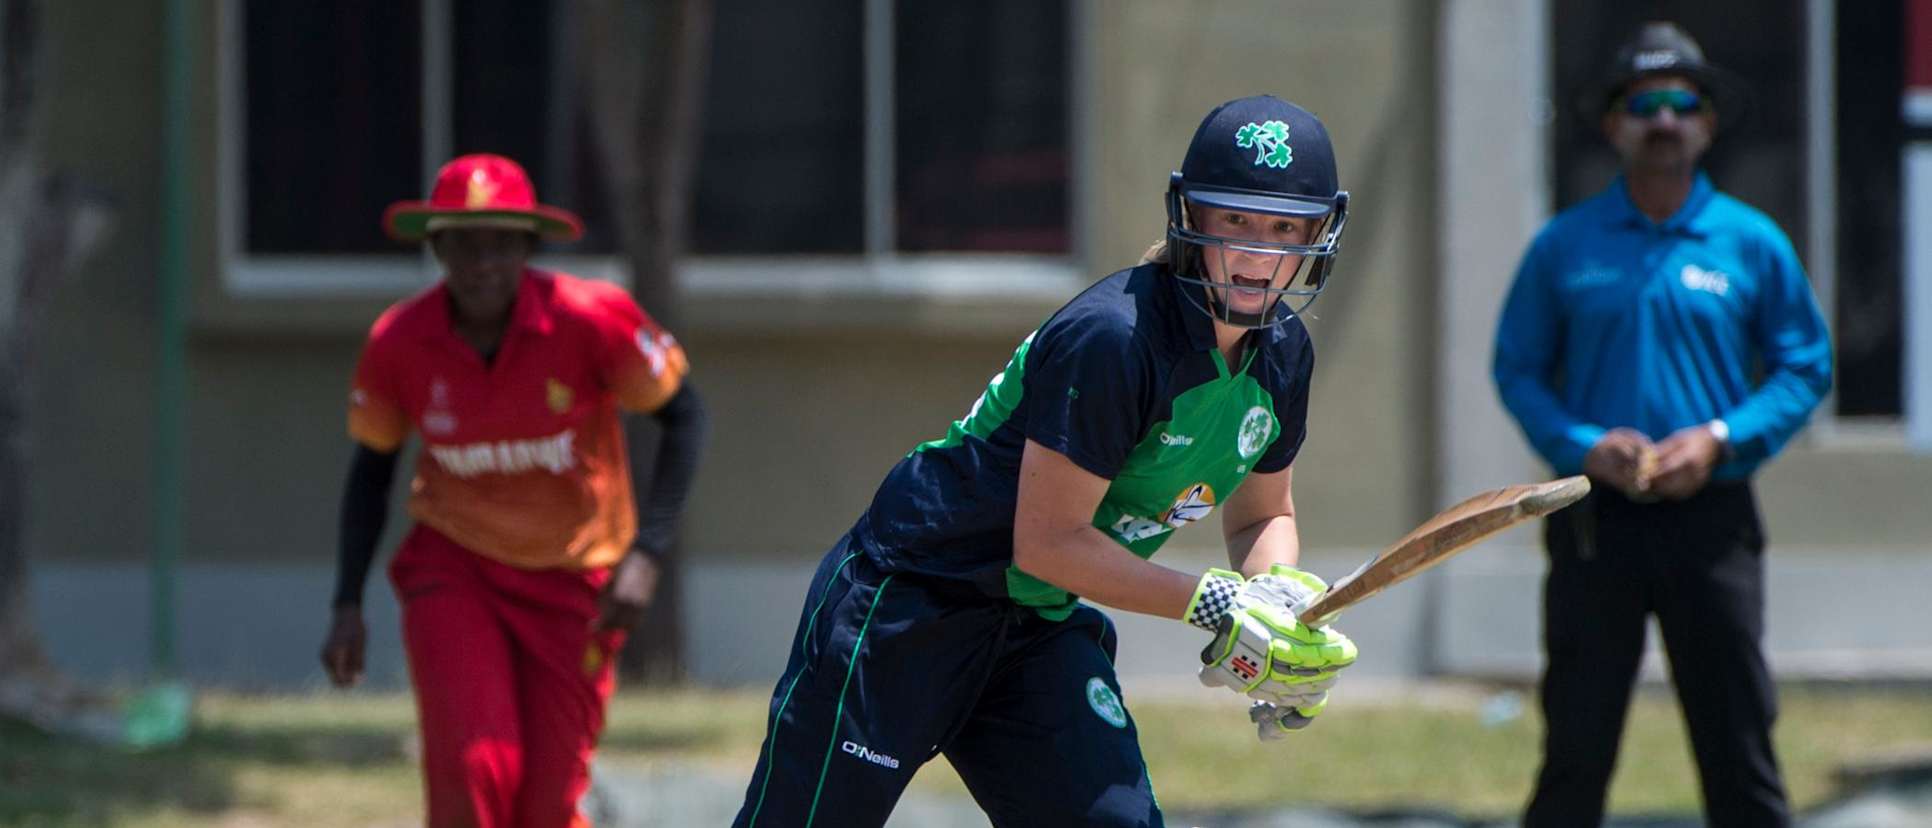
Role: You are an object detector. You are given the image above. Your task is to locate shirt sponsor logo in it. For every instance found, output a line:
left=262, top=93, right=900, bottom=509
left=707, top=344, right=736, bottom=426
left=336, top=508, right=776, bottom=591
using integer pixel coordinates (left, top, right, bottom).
left=841, top=740, right=901, bottom=769
left=546, top=378, right=574, bottom=414
left=634, top=329, right=674, bottom=377
left=1237, top=406, right=1274, bottom=459
left=424, top=377, right=457, bottom=435
left=1158, top=431, right=1194, bottom=447
left=1565, top=264, right=1620, bottom=289
left=423, top=411, right=459, bottom=435
left=427, top=429, right=577, bottom=477
left=1110, top=482, right=1217, bottom=543
left=581, top=641, right=605, bottom=677
left=1680, top=263, right=1730, bottom=297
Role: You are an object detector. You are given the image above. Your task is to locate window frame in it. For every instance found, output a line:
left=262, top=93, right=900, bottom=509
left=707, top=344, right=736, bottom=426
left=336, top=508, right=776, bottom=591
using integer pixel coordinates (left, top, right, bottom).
left=1805, top=0, right=1927, bottom=449
left=215, top=0, right=1086, bottom=307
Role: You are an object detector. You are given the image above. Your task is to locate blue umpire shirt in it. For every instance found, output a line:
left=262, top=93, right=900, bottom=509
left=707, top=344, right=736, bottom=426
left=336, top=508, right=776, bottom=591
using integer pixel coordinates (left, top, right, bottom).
left=1492, top=172, right=1833, bottom=480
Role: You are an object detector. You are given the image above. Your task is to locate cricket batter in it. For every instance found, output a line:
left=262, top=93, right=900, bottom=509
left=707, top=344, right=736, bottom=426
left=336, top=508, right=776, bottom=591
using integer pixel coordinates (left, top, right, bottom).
left=319, top=153, right=709, bottom=828
left=734, top=96, right=1359, bottom=827
left=1493, top=23, right=1832, bottom=828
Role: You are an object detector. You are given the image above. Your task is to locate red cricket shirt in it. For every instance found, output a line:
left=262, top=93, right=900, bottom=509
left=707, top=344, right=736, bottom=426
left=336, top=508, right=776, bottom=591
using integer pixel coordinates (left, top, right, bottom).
left=347, top=269, right=688, bottom=571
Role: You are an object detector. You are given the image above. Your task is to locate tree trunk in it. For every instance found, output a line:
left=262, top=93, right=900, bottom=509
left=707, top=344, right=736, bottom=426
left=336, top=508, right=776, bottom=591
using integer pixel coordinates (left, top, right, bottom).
left=1, top=0, right=116, bottom=714
left=581, top=0, right=713, bottom=685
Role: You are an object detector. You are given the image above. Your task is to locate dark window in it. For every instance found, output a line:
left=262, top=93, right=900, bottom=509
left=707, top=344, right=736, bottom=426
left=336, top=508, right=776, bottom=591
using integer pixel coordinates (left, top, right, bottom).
left=244, top=2, right=421, bottom=253
left=244, top=1, right=614, bottom=257
left=693, top=0, right=865, bottom=254
left=243, top=0, right=1070, bottom=260
left=895, top=0, right=1069, bottom=253
left=1833, top=0, right=1905, bottom=416
left=451, top=1, right=615, bottom=252
left=452, top=1, right=553, bottom=182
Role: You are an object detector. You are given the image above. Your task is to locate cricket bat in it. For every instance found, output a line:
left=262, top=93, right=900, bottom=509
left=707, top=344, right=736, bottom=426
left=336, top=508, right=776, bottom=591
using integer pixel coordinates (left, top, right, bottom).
left=1296, top=475, right=1591, bottom=624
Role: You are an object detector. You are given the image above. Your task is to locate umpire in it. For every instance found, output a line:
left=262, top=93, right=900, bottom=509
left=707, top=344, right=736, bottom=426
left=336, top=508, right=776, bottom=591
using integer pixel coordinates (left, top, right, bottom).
left=1491, top=21, right=1832, bottom=828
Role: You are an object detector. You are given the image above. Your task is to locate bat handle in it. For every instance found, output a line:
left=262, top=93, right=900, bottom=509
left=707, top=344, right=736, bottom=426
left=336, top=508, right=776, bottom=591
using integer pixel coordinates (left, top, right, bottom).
left=1295, top=591, right=1334, bottom=627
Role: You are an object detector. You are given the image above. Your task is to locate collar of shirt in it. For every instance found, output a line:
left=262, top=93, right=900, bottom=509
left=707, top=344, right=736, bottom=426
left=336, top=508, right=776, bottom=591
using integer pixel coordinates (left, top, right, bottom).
left=1605, top=170, right=1716, bottom=238
left=417, top=268, right=559, bottom=346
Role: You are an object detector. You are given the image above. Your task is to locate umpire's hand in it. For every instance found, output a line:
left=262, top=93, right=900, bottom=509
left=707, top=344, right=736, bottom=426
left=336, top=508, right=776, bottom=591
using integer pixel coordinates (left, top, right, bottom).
left=320, top=607, right=367, bottom=688
left=594, top=550, right=660, bottom=632
left=1583, top=427, right=1657, bottom=498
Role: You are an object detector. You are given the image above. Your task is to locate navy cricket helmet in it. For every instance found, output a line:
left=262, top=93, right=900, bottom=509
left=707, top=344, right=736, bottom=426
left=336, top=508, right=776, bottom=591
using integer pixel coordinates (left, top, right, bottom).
left=1166, top=95, right=1349, bottom=329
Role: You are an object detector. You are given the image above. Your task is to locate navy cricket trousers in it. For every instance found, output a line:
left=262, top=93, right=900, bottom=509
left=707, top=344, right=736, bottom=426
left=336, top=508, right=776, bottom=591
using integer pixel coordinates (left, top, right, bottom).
left=733, top=535, right=1163, bottom=827
left=1525, top=482, right=1790, bottom=828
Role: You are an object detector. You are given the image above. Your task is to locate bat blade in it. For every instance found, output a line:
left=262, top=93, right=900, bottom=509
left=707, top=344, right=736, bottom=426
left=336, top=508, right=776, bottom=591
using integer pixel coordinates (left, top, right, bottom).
left=1296, top=475, right=1590, bottom=624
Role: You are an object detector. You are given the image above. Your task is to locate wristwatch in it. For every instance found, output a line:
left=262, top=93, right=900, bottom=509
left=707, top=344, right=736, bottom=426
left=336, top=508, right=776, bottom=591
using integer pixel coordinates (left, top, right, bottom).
left=1706, top=419, right=1734, bottom=461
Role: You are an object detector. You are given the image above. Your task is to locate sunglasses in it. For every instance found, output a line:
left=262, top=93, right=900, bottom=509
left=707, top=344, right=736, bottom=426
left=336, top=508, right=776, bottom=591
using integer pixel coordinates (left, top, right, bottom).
left=1622, top=88, right=1707, bottom=118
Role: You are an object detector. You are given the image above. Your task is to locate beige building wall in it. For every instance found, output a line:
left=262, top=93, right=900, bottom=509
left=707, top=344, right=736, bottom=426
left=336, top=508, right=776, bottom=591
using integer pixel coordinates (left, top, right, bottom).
left=21, top=0, right=1455, bottom=685
left=28, top=0, right=396, bottom=569
left=27, top=0, right=169, bottom=565
left=1087, top=0, right=1441, bottom=553
left=677, top=328, right=1046, bottom=564
left=684, top=0, right=1445, bottom=565
left=18, top=0, right=1932, bottom=686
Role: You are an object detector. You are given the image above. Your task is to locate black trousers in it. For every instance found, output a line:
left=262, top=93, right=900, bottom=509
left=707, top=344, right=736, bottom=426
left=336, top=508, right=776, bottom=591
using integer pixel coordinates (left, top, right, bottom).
left=1524, top=482, right=1790, bottom=828
left=734, top=539, right=1162, bottom=828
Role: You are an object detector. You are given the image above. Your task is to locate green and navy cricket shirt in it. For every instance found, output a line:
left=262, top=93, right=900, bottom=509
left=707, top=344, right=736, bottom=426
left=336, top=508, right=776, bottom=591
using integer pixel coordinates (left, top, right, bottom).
left=855, top=263, right=1315, bottom=619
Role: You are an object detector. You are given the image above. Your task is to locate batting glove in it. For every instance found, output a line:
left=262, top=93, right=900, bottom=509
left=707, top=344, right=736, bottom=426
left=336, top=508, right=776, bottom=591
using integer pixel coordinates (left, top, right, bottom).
left=1233, top=563, right=1345, bottom=739
left=1183, top=568, right=1248, bottom=633
left=1240, top=563, right=1330, bottom=620
left=1250, top=698, right=1322, bottom=741
left=1188, top=567, right=1357, bottom=730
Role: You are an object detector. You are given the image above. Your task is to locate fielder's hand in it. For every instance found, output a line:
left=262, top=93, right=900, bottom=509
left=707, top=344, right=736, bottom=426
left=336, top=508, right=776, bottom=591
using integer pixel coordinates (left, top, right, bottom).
left=1186, top=567, right=1357, bottom=732
left=320, top=607, right=367, bottom=688
left=594, top=550, right=660, bottom=632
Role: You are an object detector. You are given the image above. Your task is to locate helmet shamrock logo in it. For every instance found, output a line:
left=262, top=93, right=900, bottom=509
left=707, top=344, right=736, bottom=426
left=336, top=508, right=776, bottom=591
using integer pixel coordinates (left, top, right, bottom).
left=1234, top=120, right=1294, bottom=169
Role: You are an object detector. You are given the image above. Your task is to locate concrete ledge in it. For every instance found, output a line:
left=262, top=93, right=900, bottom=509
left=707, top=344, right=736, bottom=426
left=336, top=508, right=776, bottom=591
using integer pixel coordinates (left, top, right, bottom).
left=25, top=546, right=1932, bottom=689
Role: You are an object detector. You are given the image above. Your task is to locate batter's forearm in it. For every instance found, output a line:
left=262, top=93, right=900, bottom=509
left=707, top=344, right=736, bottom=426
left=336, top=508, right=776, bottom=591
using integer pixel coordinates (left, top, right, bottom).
left=1012, top=527, right=1198, bottom=620
left=1226, top=514, right=1301, bottom=576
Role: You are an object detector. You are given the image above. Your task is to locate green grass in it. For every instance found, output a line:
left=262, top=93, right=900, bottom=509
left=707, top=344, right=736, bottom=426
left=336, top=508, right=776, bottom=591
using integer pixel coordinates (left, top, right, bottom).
left=1130, top=683, right=1932, bottom=817
left=2, top=684, right=1928, bottom=825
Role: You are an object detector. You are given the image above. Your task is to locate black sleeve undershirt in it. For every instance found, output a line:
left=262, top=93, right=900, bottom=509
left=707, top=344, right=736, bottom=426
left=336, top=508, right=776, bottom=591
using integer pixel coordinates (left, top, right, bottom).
left=331, top=444, right=398, bottom=609
left=627, top=381, right=709, bottom=558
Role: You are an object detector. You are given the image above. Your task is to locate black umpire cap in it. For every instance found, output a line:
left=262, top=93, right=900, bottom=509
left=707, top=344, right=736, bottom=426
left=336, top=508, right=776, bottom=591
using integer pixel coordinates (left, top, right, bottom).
left=1580, top=21, right=1751, bottom=130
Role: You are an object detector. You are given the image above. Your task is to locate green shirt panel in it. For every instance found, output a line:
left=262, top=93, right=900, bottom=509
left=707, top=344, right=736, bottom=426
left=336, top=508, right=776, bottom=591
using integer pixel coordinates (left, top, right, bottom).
left=1007, top=349, right=1281, bottom=618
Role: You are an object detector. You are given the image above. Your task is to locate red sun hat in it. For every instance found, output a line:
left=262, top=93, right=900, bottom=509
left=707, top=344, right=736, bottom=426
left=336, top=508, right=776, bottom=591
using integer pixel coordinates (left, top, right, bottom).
left=383, top=153, right=584, bottom=242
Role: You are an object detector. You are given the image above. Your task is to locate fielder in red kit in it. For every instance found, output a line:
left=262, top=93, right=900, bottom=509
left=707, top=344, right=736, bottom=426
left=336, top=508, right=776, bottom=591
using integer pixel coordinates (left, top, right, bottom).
left=319, top=153, right=708, bottom=828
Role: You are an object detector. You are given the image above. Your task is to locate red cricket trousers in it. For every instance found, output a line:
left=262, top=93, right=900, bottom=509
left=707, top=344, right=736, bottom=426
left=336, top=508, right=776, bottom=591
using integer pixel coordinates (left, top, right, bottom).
left=389, top=525, right=626, bottom=828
